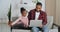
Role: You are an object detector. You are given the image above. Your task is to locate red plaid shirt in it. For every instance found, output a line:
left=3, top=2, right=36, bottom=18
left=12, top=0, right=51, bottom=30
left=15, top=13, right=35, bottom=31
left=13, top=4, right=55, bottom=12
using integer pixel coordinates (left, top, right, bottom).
left=28, top=9, right=47, bottom=25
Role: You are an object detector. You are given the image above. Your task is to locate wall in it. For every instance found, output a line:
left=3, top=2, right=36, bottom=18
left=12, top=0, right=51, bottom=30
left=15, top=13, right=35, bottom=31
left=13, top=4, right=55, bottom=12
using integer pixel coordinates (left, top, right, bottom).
left=11, top=0, right=45, bottom=17
left=45, top=0, right=56, bottom=16
left=0, top=0, right=11, bottom=18
left=0, top=0, right=60, bottom=26
left=0, top=0, right=11, bottom=23
left=46, top=0, right=56, bottom=24
left=0, top=0, right=45, bottom=23
left=56, top=0, right=60, bottom=26
left=46, top=0, right=60, bottom=26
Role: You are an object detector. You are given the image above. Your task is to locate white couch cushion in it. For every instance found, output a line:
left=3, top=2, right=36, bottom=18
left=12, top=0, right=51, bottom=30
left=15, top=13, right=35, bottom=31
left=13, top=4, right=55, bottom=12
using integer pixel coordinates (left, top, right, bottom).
left=12, top=29, right=58, bottom=32
left=49, top=29, right=58, bottom=32
left=12, top=29, right=31, bottom=32
left=46, top=16, right=53, bottom=29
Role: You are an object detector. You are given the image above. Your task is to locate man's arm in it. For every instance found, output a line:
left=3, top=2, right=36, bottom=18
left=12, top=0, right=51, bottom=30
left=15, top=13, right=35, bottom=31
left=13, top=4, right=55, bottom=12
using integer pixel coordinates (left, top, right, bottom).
left=28, top=11, right=32, bottom=25
left=43, top=12, right=47, bottom=25
left=28, top=12, right=31, bottom=21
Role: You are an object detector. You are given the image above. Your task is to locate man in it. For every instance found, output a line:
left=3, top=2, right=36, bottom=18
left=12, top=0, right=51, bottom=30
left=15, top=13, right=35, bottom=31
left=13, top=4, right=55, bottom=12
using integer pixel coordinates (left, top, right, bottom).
left=28, top=2, right=49, bottom=32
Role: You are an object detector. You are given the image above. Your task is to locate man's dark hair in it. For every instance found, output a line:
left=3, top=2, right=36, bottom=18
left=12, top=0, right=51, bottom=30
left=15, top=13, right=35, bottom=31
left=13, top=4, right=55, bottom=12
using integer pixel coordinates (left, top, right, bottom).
left=20, top=7, right=26, bottom=13
left=36, top=2, right=42, bottom=6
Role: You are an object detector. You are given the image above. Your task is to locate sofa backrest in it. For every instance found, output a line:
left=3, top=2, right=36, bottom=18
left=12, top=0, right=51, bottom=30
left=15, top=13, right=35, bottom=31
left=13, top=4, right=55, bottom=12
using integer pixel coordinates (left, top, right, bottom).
left=46, top=16, right=53, bottom=29
left=12, top=16, right=53, bottom=29
left=12, top=17, right=18, bottom=22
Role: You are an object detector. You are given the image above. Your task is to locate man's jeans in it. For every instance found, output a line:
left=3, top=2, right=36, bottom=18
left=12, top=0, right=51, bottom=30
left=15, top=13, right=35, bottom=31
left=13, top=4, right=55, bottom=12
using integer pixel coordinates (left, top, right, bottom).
left=31, top=25, right=49, bottom=32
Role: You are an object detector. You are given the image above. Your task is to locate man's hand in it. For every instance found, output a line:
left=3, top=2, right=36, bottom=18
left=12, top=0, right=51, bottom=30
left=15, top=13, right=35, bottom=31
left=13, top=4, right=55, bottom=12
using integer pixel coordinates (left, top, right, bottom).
left=40, top=25, right=44, bottom=28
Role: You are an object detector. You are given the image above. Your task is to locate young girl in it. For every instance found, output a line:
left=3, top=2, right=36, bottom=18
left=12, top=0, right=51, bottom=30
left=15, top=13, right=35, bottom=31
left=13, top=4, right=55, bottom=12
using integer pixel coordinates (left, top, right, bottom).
left=11, top=7, right=28, bottom=28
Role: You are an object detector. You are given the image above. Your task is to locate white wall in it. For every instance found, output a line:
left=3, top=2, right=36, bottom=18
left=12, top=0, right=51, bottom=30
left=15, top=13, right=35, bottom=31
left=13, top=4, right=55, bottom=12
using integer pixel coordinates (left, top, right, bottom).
left=11, top=0, right=45, bottom=17
left=0, top=0, right=11, bottom=18
left=56, top=0, right=60, bottom=26
left=0, top=0, right=11, bottom=23
left=0, top=0, right=45, bottom=23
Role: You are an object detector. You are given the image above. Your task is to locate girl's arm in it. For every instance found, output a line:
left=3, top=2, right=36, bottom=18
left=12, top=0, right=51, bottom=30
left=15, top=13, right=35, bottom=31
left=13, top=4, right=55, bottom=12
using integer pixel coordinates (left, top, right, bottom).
left=11, top=17, right=21, bottom=26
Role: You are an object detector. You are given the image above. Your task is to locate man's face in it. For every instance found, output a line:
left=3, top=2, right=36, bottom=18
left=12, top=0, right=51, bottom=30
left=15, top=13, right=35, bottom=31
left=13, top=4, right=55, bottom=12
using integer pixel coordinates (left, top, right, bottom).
left=36, top=5, right=42, bottom=12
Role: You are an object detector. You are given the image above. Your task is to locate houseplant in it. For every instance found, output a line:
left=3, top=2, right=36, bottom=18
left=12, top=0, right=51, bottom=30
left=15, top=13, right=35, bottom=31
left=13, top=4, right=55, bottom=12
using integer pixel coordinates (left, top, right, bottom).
left=7, top=4, right=12, bottom=25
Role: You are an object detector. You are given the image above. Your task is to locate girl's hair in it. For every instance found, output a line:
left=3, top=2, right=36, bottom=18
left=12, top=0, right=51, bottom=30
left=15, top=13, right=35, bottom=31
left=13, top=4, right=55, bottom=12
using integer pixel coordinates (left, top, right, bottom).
left=20, top=7, right=26, bottom=13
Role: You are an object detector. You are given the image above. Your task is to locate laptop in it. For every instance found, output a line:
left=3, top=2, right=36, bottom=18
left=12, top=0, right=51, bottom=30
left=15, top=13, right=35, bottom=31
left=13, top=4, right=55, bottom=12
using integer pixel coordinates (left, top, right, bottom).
left=29, top=20, right=42, bottom=27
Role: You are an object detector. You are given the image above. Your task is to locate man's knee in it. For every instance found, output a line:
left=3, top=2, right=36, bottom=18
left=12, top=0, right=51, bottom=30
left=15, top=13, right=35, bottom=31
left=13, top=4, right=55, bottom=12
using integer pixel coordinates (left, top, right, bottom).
left=42, top=26, right=49, bottom=32
left=32, top=27, right=39, bottom=31
left=31, top=27, right=39, bottom=32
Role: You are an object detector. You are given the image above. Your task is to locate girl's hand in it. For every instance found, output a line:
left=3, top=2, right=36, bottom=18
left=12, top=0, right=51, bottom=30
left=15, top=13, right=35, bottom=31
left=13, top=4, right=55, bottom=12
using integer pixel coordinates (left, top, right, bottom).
left=16, top=20, right=22, bottom=24
left=24, top=25, right=28, bottom=28
left=8, top=21, right=13, bottom=27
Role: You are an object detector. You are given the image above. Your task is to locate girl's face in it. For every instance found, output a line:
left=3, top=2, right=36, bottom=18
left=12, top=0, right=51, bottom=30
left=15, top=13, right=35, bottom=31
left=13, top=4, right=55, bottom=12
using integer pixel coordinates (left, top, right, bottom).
left=22, top=11, right=27, bottom=17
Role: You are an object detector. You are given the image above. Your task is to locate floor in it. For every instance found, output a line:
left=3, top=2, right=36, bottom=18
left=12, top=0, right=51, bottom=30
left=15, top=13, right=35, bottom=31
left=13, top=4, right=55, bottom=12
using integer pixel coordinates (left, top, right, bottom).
left=0, top=23, right=10, bottom=32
